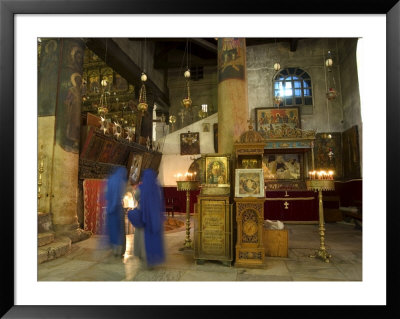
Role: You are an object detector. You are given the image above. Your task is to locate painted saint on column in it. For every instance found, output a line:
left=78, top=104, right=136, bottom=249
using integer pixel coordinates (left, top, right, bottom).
left=218, top=38, right=245, bottom=83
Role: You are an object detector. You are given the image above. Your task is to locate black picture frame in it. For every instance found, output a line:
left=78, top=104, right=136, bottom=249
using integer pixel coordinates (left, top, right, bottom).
left=2, top=1, right=399, bottom=318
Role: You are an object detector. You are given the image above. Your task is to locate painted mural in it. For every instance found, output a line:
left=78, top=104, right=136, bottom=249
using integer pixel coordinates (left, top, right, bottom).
left=255, top=107, right=301, bottom=139
left=38, top=39, right=60, bottom=116
left=313, top=132, right=343, bottom=179
left=55, top=39, right=85, bottom=153
left=218, top=38, right=245, bottom=83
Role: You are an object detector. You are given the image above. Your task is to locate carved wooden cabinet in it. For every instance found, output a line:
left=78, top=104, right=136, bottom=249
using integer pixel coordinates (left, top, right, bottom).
left=194, top=195, right=233, bottom=266
left=234, top=197, right=266, bottom=266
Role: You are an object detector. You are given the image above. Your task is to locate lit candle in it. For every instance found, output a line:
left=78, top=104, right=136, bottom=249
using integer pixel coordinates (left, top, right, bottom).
left=177, top=173, right=182, bottom=181
left=194, top=172, right=197, bottom=180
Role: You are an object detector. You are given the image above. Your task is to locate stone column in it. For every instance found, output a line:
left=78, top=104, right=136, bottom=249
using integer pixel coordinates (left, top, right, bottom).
left=38, top=38, right=61, bottom=215
left=217, top=38, right=249, bottom=154
left=38, top=38, right=90, bottom=242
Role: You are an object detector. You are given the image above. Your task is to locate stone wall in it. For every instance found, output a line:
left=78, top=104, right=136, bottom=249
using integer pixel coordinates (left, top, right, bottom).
left=246, top=38, right=354, bottom=133
left=167, top=66, right=218, bottom=129
left=157, top=113, right=218, bottom=186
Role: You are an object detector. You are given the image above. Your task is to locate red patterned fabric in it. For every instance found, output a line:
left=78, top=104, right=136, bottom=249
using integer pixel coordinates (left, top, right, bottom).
left=83, top=179, right=107, bottom=234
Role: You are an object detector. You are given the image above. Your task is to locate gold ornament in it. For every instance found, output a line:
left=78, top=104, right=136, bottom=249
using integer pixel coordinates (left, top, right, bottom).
left=113, top=122, right=122, bottom=138
left=99, top=116, right=109, bottom=134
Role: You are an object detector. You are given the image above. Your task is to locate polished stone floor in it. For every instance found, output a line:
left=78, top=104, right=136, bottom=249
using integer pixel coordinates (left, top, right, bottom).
left=38, top=216, right=362, bottom=282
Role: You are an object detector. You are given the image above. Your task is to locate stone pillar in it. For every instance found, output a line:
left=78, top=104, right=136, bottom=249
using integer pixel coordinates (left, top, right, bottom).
left=217, top=38, right=249, bottom=154
left=38, top=38, right=61, bottom=215
left=38, top=38, right=90, bottom=242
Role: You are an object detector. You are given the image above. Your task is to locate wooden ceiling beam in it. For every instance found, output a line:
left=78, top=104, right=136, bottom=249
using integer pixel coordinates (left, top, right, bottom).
left=84, top=38, right=170, bottom=110
left=290, top=39, right=298, bottom=52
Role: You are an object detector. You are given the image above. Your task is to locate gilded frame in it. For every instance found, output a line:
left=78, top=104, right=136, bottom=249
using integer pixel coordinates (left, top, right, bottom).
left=235, top=168, right=265, bottom=198
left=205, top=155, right=229, bottom=185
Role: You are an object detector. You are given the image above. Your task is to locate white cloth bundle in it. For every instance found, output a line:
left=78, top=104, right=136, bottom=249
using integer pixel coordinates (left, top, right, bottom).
left=264, top=219, right=284, bottom=230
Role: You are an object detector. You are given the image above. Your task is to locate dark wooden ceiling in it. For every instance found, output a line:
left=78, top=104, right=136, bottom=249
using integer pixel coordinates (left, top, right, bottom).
left=85, top=37, right=304, bottom=111
left=128, top=38, right=302, bottom=70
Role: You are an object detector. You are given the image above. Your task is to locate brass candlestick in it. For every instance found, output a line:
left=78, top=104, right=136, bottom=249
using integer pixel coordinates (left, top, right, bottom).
left=176, top=180, right=200, bottom=251
left=306, top=179, right=335, bottom=263
left=38, top=148, right=44, bottom=214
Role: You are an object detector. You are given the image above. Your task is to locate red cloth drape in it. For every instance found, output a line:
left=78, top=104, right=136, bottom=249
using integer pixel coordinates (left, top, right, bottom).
left=83, top=179, right=107, bottom=234
left=163, top=187, right=200, bottom=214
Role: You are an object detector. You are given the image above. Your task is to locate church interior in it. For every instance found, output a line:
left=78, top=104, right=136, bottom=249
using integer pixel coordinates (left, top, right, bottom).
left=37, top=37, right=363, bottom=282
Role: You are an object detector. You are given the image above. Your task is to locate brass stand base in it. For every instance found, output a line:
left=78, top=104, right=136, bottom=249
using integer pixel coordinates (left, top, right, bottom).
left=305, top=183, right=335, bottom=263
left=176, top=181, right=199, bottom=253
left=310, top=249, right=332, bottom=263
left=179, top=238, right=193, bottom=251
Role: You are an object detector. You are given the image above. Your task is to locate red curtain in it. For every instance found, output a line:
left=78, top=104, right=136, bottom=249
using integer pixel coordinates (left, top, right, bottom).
left=83, top=179, right=107, bottom=234
left=163, top=187, right=200, bottom=214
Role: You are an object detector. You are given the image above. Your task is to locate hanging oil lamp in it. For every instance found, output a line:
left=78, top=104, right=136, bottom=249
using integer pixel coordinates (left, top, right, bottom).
left=137, top=72, right=148, bottom=115
left=182, top=68, right=192, bottom=109
left=326, top=88, right=337, bottom=100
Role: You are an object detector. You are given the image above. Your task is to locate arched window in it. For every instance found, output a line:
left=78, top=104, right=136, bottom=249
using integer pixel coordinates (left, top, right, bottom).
left=273, top=68, right=313, bottom=107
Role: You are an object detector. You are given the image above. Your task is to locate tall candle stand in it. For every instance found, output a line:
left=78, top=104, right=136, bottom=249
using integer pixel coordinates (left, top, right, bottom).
left=176, top=180, right=200, bottom=251
left=38, top=148, right=44, bottom=214
left=306, top=179, right=335, bottom=263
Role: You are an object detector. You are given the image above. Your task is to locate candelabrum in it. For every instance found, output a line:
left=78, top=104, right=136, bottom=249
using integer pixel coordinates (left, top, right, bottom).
left=306, top=179, right=335, bottom=262
left=176, top=180, right=200, bottom=251
left=38, top=149, right=44, bottom=214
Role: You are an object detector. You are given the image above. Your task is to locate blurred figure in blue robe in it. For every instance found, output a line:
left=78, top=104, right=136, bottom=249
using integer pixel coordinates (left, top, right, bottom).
left=105, top=166, right=127, bottom=257
left=128, top=168, right=165, bottom=267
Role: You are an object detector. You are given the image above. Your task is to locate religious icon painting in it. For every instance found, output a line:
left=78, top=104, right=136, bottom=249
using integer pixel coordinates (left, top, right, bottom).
left=218, top=38, right=246, bottom=83
left=180, top=132, right=200, bottom=155
left=202, top=123, right=210, bottom=132
left=255, top=107, right=301, bottom=139
left=127, top=152, right=143, bottom=184
left=262, top=153, right=302, bottom=181
left=205, top=155, right=229, bottom=185
left=235, top=168, right=265, bottom=198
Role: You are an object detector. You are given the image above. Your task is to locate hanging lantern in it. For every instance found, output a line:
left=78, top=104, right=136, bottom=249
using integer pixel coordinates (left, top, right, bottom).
left=273, top=95, right=283, bottom=106
left=326, top=88, right=337, bottom=100
left=274, top=62, right=281, bottom=71
left=328, top=147, right=334, bottom=160
left=138, top=73, right=148, bottom=114
left=182, top=68, right=192, bottom=109
left=97, top=91, right=109, bottom=117
left=169, top=115, right=177, bottom=125
left=325, top=51, right=333, bottom=68
left=101, top=78, right=108, bottom=87
left=184, top=69, right=191, bottom=79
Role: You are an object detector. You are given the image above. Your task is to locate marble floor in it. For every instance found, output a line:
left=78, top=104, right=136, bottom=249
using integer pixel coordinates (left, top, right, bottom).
left=38, top=217, right=362, bottom=282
